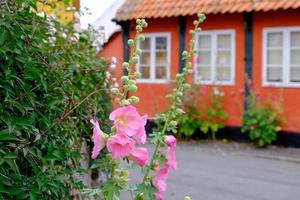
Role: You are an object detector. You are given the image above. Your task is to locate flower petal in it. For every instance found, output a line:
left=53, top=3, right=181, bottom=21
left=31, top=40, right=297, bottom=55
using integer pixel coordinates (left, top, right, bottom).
left=90, top=119, right=106, bottom=159
left=107, top=133, right=135, bottom=158
left=129, top=147, right=149, bottom=167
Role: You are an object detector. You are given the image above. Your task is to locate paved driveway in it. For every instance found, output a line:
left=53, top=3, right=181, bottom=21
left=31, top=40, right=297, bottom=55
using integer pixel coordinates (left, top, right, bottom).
left=123, top=141, right=300, bottom=200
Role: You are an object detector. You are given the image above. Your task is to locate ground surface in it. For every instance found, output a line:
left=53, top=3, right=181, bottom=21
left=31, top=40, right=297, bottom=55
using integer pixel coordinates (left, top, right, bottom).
left=122, top=141, right=300, bottom=200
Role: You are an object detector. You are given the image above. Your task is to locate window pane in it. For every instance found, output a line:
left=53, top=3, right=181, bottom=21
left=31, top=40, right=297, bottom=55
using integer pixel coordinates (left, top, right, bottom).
left=156, top=52, right=167, bottom=65
left=291, top=31, right=300, bottom=47
left=217, top=50, right=231, bottom=65
left=267, top=32, right=282, bottom=47
left=140, top=66, right=150, bottom=79
left=216, top=66, right=231, bottom=81
left=140, top=38, right=150, bottom=49
left=291, top=67, right=300, bottom=82
left=156, top=37, right=167, bottom=50
left=267, top=50, right=282, bottom=65
left=217, top=34, right=231, bottom=48
left=140, top=52, right=150, bottom=64
left=267, top=67, right=282, bottom=82
left=197, top=66, right=211, bottom=80
left=155, top=66, right=166, bottom=79
left=291, top=49, right=300, bottom=65
left=198, top=35, right=211, bottom=49
left=198, top=51, right=211, bottom=64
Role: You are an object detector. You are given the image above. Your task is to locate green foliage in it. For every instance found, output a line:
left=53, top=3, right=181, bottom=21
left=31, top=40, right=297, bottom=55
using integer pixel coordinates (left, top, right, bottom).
left=177, top=103, right=201, bottom=138
left=199, top=87, right=227, bottom=140
left=177, top=86, right=227, bottom=140
left=242, top=90, right=286, bottom=147
left=0, top=1, right=111, bottom=199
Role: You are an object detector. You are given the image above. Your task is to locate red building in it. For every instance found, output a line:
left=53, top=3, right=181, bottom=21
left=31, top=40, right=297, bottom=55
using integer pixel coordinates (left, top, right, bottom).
left=101, top=0, right=300, bottom=146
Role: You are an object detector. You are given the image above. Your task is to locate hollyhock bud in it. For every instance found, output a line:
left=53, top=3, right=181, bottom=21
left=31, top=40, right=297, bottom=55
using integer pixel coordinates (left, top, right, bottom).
left=129, top=96, right=139, bottom=104
left=131, top=56, right=138, bottom=64
left=129, top=85, right=138, bottom=92
left=136, top=49, right=142, bottom=55
left=121, top=76, right=129, bottom=84
left=120, top=99, right=130, bottom=106
left=90, top=119, right=106, bottom=159
left=190, top=30, right=195, bottom=36
left=111, top=88, right=119, bottom=95
left=138, top=34, right=145, bottom=41
left=122, top=62, right=130, bottom=69
left=165, top=135, right=177, bottom=170
left=128, top=39, right=134, bottom=46
left=136, top=25, right=143, bottom=32
left=182, top=51, right=188, bottom=58
left=134, top=71, right=142, bottom=79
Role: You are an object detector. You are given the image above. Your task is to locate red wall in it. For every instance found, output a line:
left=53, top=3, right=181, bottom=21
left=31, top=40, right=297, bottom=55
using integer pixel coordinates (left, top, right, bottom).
left=100, top=10, right=300, bottom=133
left=186, top=14, right=245, bottom=127
left=253, top=9, right=300, bottom=133
left=129, top=17, right=180, bottom=118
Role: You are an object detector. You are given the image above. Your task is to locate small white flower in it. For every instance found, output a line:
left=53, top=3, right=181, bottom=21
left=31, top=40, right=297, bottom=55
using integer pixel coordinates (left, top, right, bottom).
left=213, top=88, right=225, bottom=96
left=111, top=56, right=117, bottom=64
left=110, top=64, right=116, bottom=69
left=61, top=32, right=67, bottom=39
left=73, top=33, right=80, bottom=39
left=114, top=83, right=119, bottom=88
left=37, top=12, right=45, bottom=18
left=48, top=36, right=56, bottom=44
left=106, top=71, right=111, bottom=79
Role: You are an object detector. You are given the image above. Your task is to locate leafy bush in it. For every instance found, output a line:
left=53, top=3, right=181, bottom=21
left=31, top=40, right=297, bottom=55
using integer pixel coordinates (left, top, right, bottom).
left=0, top=1, right=111, bottom=199
left=242, top=89, right=286, bottom=147
left=177, top=85, right=227, bottom=140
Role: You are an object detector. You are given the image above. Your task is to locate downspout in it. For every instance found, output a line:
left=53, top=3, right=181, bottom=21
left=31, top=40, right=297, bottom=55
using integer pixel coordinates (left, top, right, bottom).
left=178, top=16, right=187, bottom=73
left=243, top=12, right=253, bottom=109
left=117, top=20, right=130, bottom=75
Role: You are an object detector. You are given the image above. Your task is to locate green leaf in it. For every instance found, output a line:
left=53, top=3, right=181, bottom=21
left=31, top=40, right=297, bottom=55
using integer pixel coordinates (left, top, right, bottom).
left=0, top=129, right=18, bottom=141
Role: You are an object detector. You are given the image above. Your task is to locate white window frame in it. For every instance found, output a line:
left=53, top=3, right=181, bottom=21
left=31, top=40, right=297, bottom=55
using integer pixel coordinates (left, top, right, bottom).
left=194, top=30, right=236, bottom=85
left=263, top=26, right=300, bottom=87
left=136, top=33, right=171, bottom=83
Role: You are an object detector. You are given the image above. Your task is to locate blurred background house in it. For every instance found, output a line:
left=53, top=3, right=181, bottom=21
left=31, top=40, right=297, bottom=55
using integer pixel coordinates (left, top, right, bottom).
left=99, top=0, right=300, bottom=146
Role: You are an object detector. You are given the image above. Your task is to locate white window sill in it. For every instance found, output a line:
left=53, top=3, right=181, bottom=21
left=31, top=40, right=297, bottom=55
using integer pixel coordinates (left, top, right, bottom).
left=195, top=80, right=235, bottom=86
left=137, top=79, right=171, bottom=84
left=262, top=82, right=300, bottom=88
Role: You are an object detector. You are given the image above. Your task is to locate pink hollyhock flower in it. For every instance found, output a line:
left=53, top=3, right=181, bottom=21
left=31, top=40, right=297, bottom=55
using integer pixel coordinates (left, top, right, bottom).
left=272, top=95, right=279, bottom=103
left=153, top=164, right=169, bottom=200
left=132, top=115, right=148, bottom=144
left=107, top=133, right=135, bottom=158
left=90, top=119, right=106, bottom=159
left=129, top=147, right=149, bottom=167
left=239, top=88, right=245, bottom=95
left=165, top=135, right=177, bottom=170
left=256, top=93, right=261, bottom=101
left=109, top=105, right=147, bottom=137
left=200, top=85, right=207, bottom=96
left=196, top=55, right=201, bottom=64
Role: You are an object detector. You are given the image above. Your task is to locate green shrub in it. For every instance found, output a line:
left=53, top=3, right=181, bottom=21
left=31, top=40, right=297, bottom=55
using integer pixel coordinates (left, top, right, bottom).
left=0, top=1, right=111, bottom=199
left=177, top=85, right=227, bottom=140
left=242, top=90, right=286, bottom=147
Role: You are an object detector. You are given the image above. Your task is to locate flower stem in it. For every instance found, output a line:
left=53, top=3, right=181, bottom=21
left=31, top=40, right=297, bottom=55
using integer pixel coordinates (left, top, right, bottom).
left=142, top=119, right=169, bottom=182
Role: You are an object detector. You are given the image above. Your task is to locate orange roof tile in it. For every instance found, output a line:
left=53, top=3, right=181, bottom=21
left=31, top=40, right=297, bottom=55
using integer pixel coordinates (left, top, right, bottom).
left=115, top=0, right=300, bottom=21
